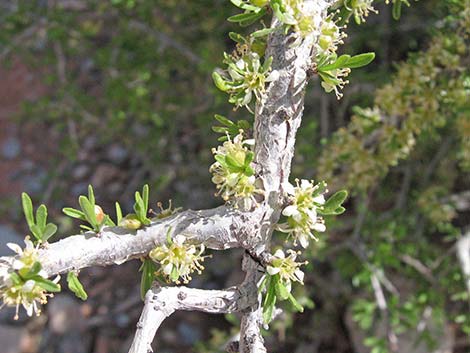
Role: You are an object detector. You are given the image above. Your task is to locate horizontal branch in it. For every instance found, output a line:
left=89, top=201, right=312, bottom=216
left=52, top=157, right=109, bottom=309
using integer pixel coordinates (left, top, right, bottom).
left=37, top=206, right=262, bottom=277
left=129, top=283, right=258, bottom=353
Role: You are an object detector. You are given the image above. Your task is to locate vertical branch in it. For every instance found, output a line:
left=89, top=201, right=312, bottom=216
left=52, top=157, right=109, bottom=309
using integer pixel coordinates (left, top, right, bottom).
left=129, top=287, right=176, bottom=353
left=239, top=1, right=333, bottom=351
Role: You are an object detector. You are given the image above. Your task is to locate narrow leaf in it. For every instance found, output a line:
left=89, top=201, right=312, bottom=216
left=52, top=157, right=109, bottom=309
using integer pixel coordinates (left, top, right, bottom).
left=324, top=190, right=348, bottom=212
left=62, top=207, right=86, bottom=220
left=251, top=27, right=274, bottom=38
left=67, top=272, right=88, bottom=300
left=214, top=114, right=235, bottom=127
left=87, top=185, right=95, bottom=205
left=115, top=202, right=123, bottom=224
left=42, top=223, right=58, bottom=242
left=346, top=52, right=375, bottom=69
left=212, top=71, right=229, bottom=91
left=142, top=185, right=149, bottom=216
left=33, top=277, right=61, bottom=292
left=228, top=32, right=245, bottom=43
left=21, top=192, right=35, bottom=228
left=392, top=0, right=402, bottom=20
left=79, top=196, right=97, bottom=227
left=36, top=204, right=47, bottom=231
left=140, top=258, right=156, bottom=300
left=287, top=292, right=304, bottom=312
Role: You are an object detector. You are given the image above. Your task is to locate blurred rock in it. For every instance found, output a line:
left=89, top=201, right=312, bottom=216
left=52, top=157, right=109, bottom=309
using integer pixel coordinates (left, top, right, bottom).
left=48, top=295, right=88, bottom=353
left=1, top=137, right=21, bottom=159
left=107, top=144, right=128, bottom=164
left=48, top=294, right=85, bottom=334
left=91, top=164, right=120, bottom=187
left=71, top=182, right=88, bottom=197
left=0, top=325, right=27, bottom=353
left=22, top=169, right=46, bottom=194
left=72, top=164, right=90, bottom=180
left=177, top=321, right=202, bottom=345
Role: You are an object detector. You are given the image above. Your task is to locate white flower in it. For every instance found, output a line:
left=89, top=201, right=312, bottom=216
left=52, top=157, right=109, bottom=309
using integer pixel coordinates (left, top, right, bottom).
left=346, top=0, right=378, bottom=24
left=209, top=132, right=262, bottom=210
left=1, top=239, right=60, bottom=320
left=277, top=179, right=328, bottom=248
left=266, top=249, right=306, bottom=289
left=149, top=235, right=207, bottom=284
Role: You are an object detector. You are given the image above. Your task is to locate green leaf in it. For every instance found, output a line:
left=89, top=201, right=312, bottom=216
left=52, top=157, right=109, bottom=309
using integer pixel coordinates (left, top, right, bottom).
left=170, top=265, right=179, bottom=282
left=42, top=223, right=58, bottom=242
left=244, top=151, right=254, bottom=166
left=251, top=27, right=274, bottom=38
left=287, top=292, right=304, bottom=312
left=228, top=32, right=246, bottom=43
left=21, top=192, right=35, bottom=228
left=230, top=0, right=260, bottom=11
left=79, top=196, right=97, bottom=228
left=271, top=3, right=296, bottom=25
left=392, top=0, right=402, bottom=20
left=323, top=190, right=348, bottom=213
left=139, top=258, right=156, bottom=300
left=36, top=204, right=47, bottom=231
left=214, top=114, right=235, bottom=127
left=62, top=207, right=86, bottom=220
left=142, top=184, right=149, bottom=216
left=275, top=281, right=290, bottom=300
left=263, top=275, right=277, bottom=323
left=245, top=165, right=254, bottom=176
left=134, top=191, right=144, bottom=221
left=9, top=272, right=22, bottom=285
left=318, top=54, right=351, bottom=71
left=225, top=155, right=245, bottom=171
left=33, top=277, right=61, bottom=292
left=119, top=214, right=142, bottom=230
left=30, top=224, right=43, bottom=241
left=115, top=202, right=123, bottom=224
left=238, top=120, right=251, bottom=130
left=262, top=56, right=273, bottom=73
left=227, top=10, right=265, bottom=26
left=67, top=272, right=88, bottom=300
left=346, top=53, right=375, bottom=69
left=212, top=71, right=229, bottom=91
left=21, top=261, right=42, bottom=279
left=87, top=185, right=95, bottom=205
left=214, top=154, right=228, bottom=167
left=212, top=126, right=229, bottom=134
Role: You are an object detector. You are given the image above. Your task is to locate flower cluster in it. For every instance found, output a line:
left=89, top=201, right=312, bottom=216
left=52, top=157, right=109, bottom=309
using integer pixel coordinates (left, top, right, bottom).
left=320, top=67, right=351, bottom=100
left=0, top=237, right=61, bottom=319
left=346, top=0, right=378, bottom=24
left=277, top=179, right=327, bottom=248
left=209, top=132, right=261, bottom=210
left=149, top=234, right=207, bottom=284
left=317, top=17, right=346, bottom=57
left=267, top=249, right=306, bottom=289
left=212, top=52, right=278, bottom=111
left=272, top=0, right=322, bottom=38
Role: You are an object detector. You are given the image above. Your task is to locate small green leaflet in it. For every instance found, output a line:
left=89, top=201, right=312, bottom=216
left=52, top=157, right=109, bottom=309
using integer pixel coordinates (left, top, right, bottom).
left=139, top=258, right=157, bottom=300
left=318, top=53, right=375, bottom=72
left=320, top=190, right=348, bottom=215
left=21, top=192, right=58, bottom=243
left=67, top=272, right=88, bottom=300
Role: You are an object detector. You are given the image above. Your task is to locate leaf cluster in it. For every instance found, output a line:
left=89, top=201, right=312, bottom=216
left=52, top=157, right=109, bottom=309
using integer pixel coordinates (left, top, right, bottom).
left=22, top=193, right=58, bottom=244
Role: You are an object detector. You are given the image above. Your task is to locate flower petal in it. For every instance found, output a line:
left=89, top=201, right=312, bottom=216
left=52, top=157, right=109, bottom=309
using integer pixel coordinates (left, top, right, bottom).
left=267, top=266, right=280, bottom=275
left=282, top=205, right=298, bottom=217
left=273, top=249, right=285, bottom=259
left=7, top=243, right=22, bottom=255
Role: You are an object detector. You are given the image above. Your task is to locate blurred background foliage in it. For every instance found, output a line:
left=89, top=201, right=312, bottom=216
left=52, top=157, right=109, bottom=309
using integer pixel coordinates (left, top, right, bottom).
left=0, top=0, right=469, bottom=352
